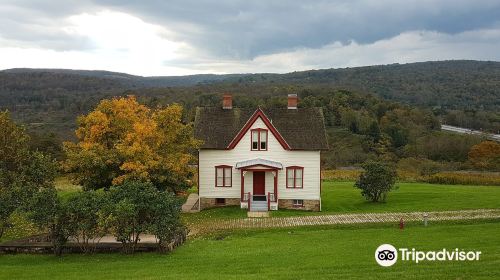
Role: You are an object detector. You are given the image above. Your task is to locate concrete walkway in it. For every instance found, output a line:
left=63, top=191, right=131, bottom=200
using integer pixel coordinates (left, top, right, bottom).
left=189, top=209, right=500, bottom=234
left=182, top=193, right=199, bottom=213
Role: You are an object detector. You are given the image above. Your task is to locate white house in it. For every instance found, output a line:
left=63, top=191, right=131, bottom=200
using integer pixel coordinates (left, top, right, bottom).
left=194, top=94, right=328, bottom=212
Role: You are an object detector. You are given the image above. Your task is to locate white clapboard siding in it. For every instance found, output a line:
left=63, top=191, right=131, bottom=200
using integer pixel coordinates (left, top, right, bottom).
left=199, top=117, right=320, bottom=200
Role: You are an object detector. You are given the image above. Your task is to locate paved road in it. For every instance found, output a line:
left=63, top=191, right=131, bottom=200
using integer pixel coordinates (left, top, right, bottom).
left=441, top=124, right=500, bottom=142
left=188, top=209, right=500, bottom=235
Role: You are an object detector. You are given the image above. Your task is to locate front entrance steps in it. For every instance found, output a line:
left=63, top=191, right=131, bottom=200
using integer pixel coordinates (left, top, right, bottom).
left=181, top=193, right=200, bottom=213
left=250, top=200, right=268, bottom=211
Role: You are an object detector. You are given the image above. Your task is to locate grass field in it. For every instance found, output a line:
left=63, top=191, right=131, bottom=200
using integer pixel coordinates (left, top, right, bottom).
left=54, top=176, right=81, bottom=199
left=183, top=181, right=500, bottom=222
left=319, top=181, right=500, bottom=213
left=1, top=220, right=499, bottom=279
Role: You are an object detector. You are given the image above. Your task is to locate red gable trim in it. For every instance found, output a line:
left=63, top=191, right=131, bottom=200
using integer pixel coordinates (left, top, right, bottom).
left=227, top=108, right=291, bottom=150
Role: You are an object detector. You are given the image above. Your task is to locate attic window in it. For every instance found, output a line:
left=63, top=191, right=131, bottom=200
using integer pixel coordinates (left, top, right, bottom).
left=251, top=128, right=268, bottom=151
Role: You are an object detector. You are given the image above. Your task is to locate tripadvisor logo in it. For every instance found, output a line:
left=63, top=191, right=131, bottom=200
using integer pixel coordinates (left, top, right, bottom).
left=375, top=244, right=398, bottom=267
left=375, top=244, right=481, bottom=267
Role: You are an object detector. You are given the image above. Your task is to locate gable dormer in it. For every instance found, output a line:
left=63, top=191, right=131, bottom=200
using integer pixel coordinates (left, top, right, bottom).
left=194, top=94, right=329, bottom=151
left=227, top=108, right=290, bottom=151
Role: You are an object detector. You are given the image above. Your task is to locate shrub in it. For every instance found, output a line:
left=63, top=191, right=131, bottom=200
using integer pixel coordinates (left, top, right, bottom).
left=66, top=191, right=109, bottom=253
left=0, top=211, right=38, bottom=243
left=149, top=191, right=183, bottom=252
left=468, top=141, right=500, bottom=171
left=354, top=161, right=397, bottom=202
left=102, top=181, right=157, bottom=254
left=27, top=187, right=71, bottom=256
left=102, top=180, right=183, bottom=254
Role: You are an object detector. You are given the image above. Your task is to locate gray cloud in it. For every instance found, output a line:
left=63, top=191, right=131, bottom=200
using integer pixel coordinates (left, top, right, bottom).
left=92, top=0, right=500, bottom=58
left=1, top=0, right=500, bottom=74
left=0, top=0, right=97, bottom=50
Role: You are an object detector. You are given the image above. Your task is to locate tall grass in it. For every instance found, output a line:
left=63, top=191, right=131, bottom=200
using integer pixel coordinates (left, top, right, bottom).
left=322, top=170, right=360, bottom=181
left=322, top=169, right=500, bottom=186
left=424, top=172, right=500, bottom=186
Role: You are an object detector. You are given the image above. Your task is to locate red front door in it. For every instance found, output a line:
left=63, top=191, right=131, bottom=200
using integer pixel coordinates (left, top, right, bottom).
left=253, top=172, right=265, bottom=196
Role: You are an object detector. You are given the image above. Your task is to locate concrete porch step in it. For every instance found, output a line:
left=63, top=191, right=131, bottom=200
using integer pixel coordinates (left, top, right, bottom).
left=249, top=201, right=268, bottom=213
left=247, top=211, right=269, bottom=218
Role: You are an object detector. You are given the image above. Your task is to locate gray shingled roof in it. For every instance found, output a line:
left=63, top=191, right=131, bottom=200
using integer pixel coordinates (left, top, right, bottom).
left=194, top=107, right=329, bottom=150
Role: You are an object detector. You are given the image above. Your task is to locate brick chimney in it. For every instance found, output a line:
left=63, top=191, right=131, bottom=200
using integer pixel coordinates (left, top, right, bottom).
left=222, top=93, right=232, bottom=109
left=287, top=94, right=298, bottom=109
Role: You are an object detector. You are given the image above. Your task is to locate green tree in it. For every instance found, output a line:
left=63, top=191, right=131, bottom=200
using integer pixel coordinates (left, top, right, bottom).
left=27, top=188, right=70, bottom=256
left=367, top=120, right=381, bottom=142
left=0, top=111, right=57, bottom=239
left=105, top=181, right=158, bottom=254
left=383, top=124, right=408, bottom=148
left=150, top=191, right=183, bottom=252
left=100, top=180, right=183, bottom=253
left=354, top=161, right=397, bottom=202
left=66, top=191, right=109, bottom=253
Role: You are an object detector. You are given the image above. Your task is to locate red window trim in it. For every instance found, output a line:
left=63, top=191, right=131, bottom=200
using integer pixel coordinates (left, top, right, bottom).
left=286, top=166, right=304, bottom=189
left=215, top=165, right=232, bottom=187
left=251, top=128, right=268, bottom=151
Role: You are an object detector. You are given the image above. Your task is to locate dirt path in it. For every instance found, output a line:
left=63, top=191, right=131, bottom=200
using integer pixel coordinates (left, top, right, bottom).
left=188, top=209, right=500, bottom=235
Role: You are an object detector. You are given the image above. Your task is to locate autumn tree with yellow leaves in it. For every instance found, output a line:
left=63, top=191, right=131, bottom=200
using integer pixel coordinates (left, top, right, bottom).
left=468, top=141, right=500, bottom=171
left=63, top=96, right=201, bottom=192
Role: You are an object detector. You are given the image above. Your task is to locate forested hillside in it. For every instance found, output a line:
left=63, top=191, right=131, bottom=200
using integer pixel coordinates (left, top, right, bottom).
left=4, top=60, right=500, bottom=108
left=2, top=60, right=499, bottom=134
left=0, top=60, right=498, bottom=170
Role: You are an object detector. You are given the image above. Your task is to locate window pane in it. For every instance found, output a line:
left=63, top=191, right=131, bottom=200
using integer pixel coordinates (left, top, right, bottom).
left=252, top=131, right=259, bottom=150
left=216, top=168, right=223, bottom=186
left=293, top=199, right=303, bottom=206
left=224, top=167, right=232, bottom=186
left=260, top=131, right=267, bottom=149
left=295, top=169, right=303, bottom=187
left=260, top=141, right=266, bottom=150
left=287, top=169, right=294, bottom=187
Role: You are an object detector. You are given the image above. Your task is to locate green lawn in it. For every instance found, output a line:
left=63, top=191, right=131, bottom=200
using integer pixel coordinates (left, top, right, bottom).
left=1, top=220, right=499, bottom=279
left=54, top=176, right=81, bottom=199
left=307, top=181, right=500, bottom=214
left=183, top=181, right=500, bottom=222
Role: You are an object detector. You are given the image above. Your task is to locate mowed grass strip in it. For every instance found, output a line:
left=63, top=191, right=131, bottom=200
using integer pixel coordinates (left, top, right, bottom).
left=1, top=221, right=499, bottom=279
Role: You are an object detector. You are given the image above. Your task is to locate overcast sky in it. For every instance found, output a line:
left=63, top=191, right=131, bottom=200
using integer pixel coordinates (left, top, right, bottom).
left=1, top=0, right=500, bottom=76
